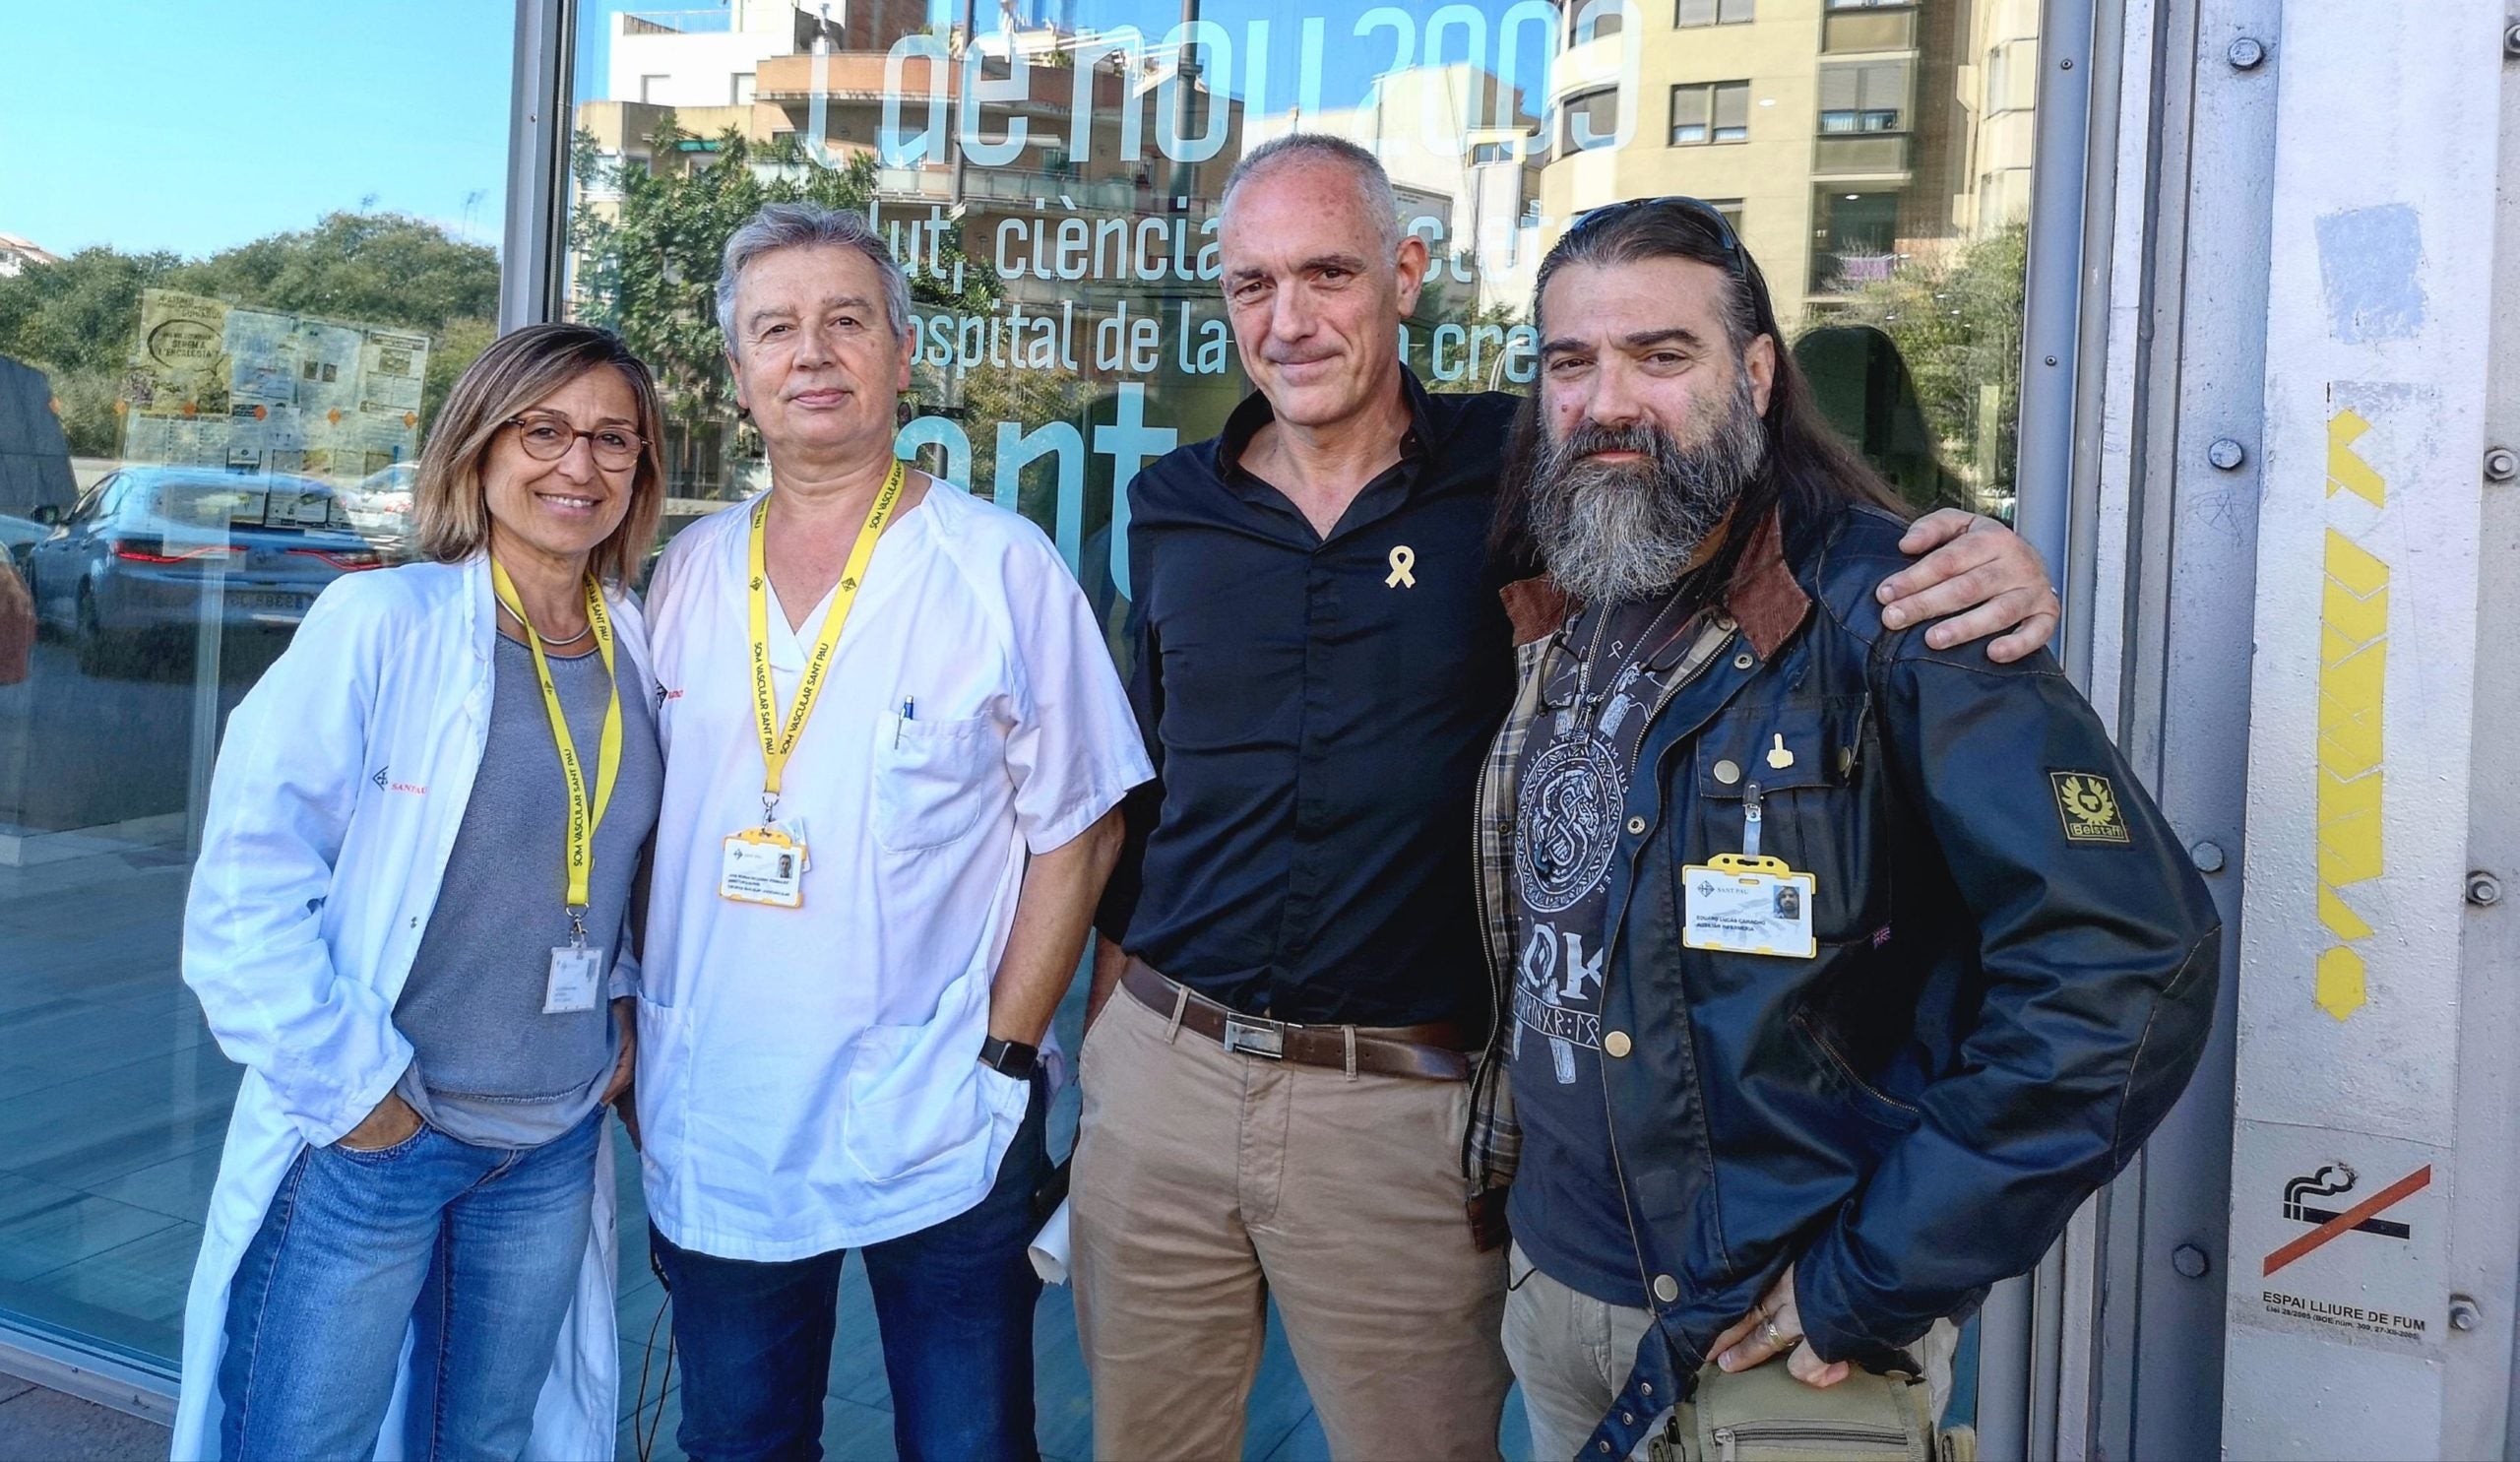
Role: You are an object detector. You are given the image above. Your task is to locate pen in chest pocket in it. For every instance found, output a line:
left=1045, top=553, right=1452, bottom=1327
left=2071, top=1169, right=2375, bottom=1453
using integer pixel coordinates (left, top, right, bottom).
left=897, top=695, right=914, bottom=747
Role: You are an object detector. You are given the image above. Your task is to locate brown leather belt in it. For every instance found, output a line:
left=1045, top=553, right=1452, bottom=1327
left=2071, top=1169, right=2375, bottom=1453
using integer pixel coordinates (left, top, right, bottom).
left=1121, top=957, right=1471, bottom=1081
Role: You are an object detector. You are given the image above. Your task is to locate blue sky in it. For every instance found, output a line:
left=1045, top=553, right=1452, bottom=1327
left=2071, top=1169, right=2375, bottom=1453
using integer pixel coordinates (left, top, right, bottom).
left=1, top=0, right=1507, bottom=264
left=1, top=1, right=517, bottom=260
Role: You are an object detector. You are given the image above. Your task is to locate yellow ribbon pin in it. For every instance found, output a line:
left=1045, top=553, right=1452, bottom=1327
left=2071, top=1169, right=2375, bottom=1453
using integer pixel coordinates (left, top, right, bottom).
left=1386, top=544, right=1417, bottom=589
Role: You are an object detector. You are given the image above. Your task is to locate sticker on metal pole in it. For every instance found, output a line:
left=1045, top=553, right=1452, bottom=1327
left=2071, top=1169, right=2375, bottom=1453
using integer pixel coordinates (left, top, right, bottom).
left=2263, top=1162, right=2428, bottom=1275
left=2229, top=1121, right=2447, bottom=1355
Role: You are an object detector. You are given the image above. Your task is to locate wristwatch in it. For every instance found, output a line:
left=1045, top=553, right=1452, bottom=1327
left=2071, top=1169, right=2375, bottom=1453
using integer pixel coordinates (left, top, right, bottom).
left=979, top=1036, right=1040, bottom=1081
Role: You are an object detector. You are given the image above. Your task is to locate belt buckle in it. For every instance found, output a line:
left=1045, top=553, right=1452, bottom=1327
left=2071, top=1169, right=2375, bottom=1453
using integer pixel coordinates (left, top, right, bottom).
left=1222, top=1015, right=1285, bottom=1059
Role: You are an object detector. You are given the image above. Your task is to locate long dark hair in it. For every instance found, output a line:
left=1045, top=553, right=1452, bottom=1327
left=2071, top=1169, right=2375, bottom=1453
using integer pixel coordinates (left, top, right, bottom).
left=1490, top=200, right=1907, bottom=602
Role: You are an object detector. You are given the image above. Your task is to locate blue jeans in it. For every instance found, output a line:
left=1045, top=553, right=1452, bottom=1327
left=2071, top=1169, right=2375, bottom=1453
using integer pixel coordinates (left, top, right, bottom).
left=652, top=1074, right=1049, bottom=1462
left=218, top=1110, right=602, bottom=1462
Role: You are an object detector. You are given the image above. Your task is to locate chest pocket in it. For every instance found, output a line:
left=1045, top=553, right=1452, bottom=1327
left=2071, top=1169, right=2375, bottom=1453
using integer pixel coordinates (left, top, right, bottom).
left=1693, top=696, right=1883, bottom=943
left=873, top=715, right=1005, bottom=853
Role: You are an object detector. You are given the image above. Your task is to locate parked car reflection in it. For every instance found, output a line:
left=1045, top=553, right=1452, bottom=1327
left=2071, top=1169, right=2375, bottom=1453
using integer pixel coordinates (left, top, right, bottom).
left=0, top=511, right=46, bottom=571
left=25, top=468, right=382, bottom=674
left=342, top=461, right=418, bottom=561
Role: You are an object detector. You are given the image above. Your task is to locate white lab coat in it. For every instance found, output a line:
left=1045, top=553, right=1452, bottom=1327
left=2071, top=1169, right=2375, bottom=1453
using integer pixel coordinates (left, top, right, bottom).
left=171, top=555, right=648, bottom=1462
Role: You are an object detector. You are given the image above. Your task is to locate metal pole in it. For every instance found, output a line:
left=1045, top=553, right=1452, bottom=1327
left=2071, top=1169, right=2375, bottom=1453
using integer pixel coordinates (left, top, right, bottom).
left=501, top=0, right=577, bottom=331
left=1979, top=2, right=2103, bottom=1450
left=1168, top=0, right=1201, bottom=204
left=1977, top=1278, right=2033, bottom=1461
left=952, top=0, right=976, bottom=206
left=2009, top=0, right=2098, bottom=636
left=2222, top=2, right=2508, bottom=1455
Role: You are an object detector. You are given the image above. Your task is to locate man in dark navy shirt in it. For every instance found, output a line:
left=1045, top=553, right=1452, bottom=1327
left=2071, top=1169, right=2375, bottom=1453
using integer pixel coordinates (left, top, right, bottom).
left=1097, top=367, right=1518, bottom=1029
left=1068, top=135, right=2059, bottom=1462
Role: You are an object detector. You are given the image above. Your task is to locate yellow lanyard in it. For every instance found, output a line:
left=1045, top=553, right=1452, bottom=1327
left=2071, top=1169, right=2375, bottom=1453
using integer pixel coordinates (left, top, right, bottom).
left=748, top=459, right=906, bottom=817
left=489, top=560, right=622, bottom=929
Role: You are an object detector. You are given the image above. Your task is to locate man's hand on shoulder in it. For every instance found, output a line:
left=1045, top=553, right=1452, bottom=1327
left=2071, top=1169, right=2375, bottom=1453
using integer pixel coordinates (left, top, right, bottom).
left=1875, top=508, right=2059, bottom=664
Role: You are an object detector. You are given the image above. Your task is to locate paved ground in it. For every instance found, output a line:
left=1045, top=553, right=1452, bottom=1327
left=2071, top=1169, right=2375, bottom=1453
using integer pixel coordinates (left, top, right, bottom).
left=0, top=1372, right=169, bottom=1462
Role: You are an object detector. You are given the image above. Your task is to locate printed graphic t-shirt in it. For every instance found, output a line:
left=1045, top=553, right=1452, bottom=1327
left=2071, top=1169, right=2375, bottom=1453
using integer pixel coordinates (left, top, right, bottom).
left=1505, top=586, right=1700, bottom=1304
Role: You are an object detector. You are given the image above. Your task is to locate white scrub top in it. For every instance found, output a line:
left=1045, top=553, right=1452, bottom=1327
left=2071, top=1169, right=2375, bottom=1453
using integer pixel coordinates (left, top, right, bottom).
left=638, top=478, right=1151, bottom=1261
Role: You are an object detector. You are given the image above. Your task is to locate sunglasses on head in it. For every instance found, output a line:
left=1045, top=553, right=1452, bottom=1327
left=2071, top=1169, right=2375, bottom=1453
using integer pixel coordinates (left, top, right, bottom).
left=1565, top=195, right=1747, bottom=272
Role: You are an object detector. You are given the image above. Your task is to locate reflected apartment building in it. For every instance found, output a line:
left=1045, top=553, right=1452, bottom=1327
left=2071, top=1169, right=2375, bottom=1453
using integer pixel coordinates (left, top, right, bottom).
left=572, top=2, right=1252, bottom=497
left=568, top=0, right=2038, bottom=506
left=1541, top=0, right=2040, bottom=323
left=1535, top=0, right=2041, bottom=508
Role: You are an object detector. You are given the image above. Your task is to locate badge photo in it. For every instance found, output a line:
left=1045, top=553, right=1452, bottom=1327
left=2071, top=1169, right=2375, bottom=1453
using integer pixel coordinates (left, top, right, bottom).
left=721, top=825, right=807, bottom=908
left=1681, top=853, right=1818, bottom=960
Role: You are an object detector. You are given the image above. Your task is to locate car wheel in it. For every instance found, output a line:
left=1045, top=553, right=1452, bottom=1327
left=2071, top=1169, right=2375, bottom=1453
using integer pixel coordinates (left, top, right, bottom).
left=28, top=564, right=60, bottom=640
left=74, top=584, right=128, bottom=676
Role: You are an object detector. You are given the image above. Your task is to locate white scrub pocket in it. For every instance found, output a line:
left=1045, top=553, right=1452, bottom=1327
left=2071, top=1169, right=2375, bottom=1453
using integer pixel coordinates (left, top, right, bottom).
left=843, top=1018, right=991, bottom=1186
left=873, top=715, right=1001, bottom=852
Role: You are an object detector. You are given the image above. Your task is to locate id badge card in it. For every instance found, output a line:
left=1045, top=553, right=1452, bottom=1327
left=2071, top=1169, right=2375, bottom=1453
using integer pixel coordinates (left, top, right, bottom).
left=545, top=944, right=603, bottom=1014
left=721, top=825, right=806, bottom=908
left=1681, top=854, right=1817, bottom=959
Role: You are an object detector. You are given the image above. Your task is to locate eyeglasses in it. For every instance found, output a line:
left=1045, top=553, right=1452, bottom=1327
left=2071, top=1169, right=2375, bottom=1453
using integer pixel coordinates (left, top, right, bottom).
left=1565, top=195, right=1747, bottom=273
left=507, top=414, right=646, bottom=470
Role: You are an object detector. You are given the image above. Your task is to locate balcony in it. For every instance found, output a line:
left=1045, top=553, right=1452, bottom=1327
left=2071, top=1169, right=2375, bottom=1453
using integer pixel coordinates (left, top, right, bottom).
left=621, top=8, right=733, bottom=35
left=873, top=165, right=1159, bottom=214
left=1814, top=132, right=1912, bottom=177
left=1808, top=249, right=1908, bottom=295
left=1822, top=8, right=1918, bottom=52
left=755, top=49, right=1130, bottom=110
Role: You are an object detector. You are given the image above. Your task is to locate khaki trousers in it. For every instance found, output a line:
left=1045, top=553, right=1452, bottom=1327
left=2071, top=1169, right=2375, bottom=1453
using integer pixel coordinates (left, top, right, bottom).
left=1071, top=985, right=1512, bottom=1461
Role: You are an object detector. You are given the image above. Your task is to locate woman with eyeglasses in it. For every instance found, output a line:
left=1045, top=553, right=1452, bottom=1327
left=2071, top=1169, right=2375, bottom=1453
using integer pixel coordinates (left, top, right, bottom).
left=172, top=323, right=668, bottom=1461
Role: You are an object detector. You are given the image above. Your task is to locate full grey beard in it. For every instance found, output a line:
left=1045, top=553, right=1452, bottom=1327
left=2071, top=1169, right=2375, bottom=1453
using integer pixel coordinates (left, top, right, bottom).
left=1527, top=377, right=1768, bottom=605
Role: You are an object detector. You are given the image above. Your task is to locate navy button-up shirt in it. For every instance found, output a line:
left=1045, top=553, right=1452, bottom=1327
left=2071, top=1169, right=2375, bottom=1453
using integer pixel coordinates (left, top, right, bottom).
left=1096, top=372, right=1522, bottom=1028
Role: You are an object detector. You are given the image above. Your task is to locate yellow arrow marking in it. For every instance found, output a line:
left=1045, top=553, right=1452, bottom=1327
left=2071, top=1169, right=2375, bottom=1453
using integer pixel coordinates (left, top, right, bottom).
left=2312, top=411, right=2386, bottom=1021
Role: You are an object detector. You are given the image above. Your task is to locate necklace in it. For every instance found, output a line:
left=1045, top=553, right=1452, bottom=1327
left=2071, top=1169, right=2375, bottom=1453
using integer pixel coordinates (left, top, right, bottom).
left=499, top=597, right=595, bottom=649
left=1571, top=592, right=1688, bottom=731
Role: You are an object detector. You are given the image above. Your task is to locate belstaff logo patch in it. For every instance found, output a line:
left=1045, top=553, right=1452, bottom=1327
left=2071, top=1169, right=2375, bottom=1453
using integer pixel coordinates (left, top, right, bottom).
left=2049, top=771, right=2130, bottom=845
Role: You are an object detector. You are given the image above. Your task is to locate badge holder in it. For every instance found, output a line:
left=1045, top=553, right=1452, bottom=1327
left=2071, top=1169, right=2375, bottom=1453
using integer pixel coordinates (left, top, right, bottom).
left=1681, top=784, right=1818, bottom=959
left=546, top=905, right=604, bottom=1014
left=721, top=800, right=808, bottom=908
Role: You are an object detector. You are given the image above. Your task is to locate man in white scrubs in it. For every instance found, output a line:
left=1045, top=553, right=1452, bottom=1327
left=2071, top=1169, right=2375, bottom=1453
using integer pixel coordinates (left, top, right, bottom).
left=635, top=202, right=1151, bottom=1462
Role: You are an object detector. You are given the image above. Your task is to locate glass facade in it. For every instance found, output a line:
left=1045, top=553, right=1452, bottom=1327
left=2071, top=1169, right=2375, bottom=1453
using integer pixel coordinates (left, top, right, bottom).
left=0, top=2, right=515, bottom=1371
left=1, top=0, right=2047, bottom=1451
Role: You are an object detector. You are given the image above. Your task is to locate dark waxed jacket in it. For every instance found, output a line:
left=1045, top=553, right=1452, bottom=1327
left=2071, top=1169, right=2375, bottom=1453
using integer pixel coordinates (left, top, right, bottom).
left=1469, top=498, right=2221, bottom=1460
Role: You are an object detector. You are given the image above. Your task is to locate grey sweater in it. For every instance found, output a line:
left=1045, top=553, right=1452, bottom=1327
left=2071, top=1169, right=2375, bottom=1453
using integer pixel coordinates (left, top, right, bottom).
left=394, top=632, right=662, bottom=1148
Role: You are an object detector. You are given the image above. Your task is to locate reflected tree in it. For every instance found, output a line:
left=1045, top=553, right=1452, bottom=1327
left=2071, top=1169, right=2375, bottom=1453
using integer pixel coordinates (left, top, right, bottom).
left=569, top=120, right=1006, bottom=494
left=0, top=214, right=500, bottom=456
left=1827, top=222, right=2029, bottom=512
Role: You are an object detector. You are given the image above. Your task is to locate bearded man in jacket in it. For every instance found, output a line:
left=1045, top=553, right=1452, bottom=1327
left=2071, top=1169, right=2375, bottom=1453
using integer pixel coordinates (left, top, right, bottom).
left=1473, top=197, right=2220, bottom=1461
